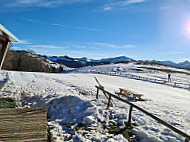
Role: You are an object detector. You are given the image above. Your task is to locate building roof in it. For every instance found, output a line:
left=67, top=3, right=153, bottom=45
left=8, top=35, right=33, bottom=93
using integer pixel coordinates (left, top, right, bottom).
left=0, top=24, right=19, bottom=42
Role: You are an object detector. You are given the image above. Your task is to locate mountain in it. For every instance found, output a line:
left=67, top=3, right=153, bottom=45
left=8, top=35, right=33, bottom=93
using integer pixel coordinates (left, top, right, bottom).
left=100, top=56, right=135, bottom=63
left=47, top=55, right=136, bottom=68
left=8, top=51, right=189, bottom=71
left=152, top=60, right=178, bottom=67
left=146, top=60, right=190, bottom=69
left=48, top=56, right=86, bottom=68
left=178, top=60, right=190, bottom=69
left=47, top=55, right=190, bottom=70
left=76, top=56, right=135, bottom=63
left=76, top=57, right=94, bottom=63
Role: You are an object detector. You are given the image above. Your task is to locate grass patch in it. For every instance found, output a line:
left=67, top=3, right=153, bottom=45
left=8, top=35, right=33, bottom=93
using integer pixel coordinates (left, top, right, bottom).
left=108, top=123, right=135, bottom=142
left=0, top=97, right=17, bottom=108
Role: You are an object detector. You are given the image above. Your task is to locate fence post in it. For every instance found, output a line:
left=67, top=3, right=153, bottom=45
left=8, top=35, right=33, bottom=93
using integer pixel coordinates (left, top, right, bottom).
left=174, top=82, right=176, bottom=87
left=127, top=106, right=133, bottom=127
left=107, top=93, right=112, bottom=109
left=96, top=88, right=99, bottom=99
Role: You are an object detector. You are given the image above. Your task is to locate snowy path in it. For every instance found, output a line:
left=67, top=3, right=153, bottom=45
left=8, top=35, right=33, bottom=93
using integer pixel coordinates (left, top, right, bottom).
left=0, top=70, right=189, bottom=142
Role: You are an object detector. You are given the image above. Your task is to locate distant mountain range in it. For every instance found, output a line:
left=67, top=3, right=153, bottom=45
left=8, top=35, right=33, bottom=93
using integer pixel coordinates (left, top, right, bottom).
left=41, top=54, right=190, bottom=69
left=150, top=60, right=190, bottom=69
left=45, top=55, right=135, bottom=68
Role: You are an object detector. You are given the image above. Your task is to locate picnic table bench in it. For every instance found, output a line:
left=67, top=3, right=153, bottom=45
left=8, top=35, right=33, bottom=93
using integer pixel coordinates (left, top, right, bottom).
left=115, top=88, right=144, bottom=101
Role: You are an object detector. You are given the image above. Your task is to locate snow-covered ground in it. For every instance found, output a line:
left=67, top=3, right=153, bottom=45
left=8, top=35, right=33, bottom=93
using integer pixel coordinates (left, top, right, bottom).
left=0, top=63, right=190, bottom=142
left=72, top=63, right=190, bottom=87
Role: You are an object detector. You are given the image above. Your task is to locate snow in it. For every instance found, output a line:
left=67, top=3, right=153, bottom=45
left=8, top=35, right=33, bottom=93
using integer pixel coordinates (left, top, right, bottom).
left=0, top=63, right=190, bottom=142
left=73, top=63, right=190, bottom=86
left=98, top=56, right=135, bottom=63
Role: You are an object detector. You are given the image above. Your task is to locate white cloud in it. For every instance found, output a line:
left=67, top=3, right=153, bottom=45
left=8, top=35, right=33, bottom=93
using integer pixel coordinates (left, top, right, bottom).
left=104, top=7, right=113, bottom=11
left=103, top=0, right=147, bottom=10
left=20, top=17, right=38, bottom=23
left=5, top=0, right=147, bottom=9
left=77, top=46, right=87, bottom=49
left=93, top=42, right=136, bottom=49
left=15, top=39, right=33, bottom=44
left=7, top=0, right=94, bottom=8
left=159, top=6, right=170, bottom=10
left=73, top=26, right=99, bottom=31
left=127, top=0, right=146, bottom=4
left=29, top=44, right=68, bottom=49
left=51, top=23, right=66, bottom=27
left=52, top=23, right=100, bottom=31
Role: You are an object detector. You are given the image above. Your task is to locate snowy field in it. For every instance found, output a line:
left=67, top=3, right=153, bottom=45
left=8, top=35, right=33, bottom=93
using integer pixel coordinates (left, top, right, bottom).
left=73, top=63, right=190, bottom=85
left=0, top=63, right=190, bottom=142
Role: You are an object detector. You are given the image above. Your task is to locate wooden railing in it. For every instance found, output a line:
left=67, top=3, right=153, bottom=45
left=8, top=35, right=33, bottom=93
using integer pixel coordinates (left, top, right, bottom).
left=95, top=85, right=190, bottom=142
left=75, top=70, right=190, bottom=90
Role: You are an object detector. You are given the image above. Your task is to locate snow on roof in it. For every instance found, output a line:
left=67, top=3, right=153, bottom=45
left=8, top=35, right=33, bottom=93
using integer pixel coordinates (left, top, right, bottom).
left=0, top=24, right=19, bottom=42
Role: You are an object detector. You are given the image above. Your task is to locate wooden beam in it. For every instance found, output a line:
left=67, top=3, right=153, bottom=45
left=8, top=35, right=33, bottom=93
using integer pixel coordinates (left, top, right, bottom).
left=0, top=41, right=10, bottom=69
left=0, top=35, right=7, bottom=42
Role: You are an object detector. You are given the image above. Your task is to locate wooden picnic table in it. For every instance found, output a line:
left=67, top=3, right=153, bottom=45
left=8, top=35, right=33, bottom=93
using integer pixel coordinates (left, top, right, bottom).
left=115, top=88, right=144, bottom=101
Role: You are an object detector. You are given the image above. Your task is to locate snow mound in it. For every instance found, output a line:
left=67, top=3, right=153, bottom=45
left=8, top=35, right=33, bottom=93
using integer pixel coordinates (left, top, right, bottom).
left=48, top=96, right=95, bottom=123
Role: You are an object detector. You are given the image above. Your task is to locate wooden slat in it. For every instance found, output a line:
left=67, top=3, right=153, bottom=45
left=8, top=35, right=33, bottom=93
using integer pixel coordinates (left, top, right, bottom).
left=0, top=108, right=47, bottom=142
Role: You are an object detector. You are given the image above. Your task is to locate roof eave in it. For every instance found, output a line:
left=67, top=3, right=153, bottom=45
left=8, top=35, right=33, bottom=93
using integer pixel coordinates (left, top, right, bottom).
left=0, top=24, right=19, bottom=42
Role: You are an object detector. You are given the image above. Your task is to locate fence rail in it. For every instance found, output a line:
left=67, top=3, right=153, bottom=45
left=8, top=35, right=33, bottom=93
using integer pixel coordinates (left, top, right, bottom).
left=75, top=70, right=190, bottom=90
left=95, top=85, right=190, bottom=142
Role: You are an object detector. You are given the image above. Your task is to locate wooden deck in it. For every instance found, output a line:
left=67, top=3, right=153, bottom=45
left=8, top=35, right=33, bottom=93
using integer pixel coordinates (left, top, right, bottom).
left=0, top=108, right=47, bottom=142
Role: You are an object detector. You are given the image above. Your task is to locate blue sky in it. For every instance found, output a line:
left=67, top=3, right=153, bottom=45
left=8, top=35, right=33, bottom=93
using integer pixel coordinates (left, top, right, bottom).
left=0, top=0, right=190, bottom=62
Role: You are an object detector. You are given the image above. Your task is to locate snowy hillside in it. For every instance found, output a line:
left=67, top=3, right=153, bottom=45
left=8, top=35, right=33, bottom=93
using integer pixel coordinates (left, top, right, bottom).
left=72, top=63, right=190, bottom=86
left=47, top=54, right=190, bottom=70
left=0, top=64, right=189, bottom=141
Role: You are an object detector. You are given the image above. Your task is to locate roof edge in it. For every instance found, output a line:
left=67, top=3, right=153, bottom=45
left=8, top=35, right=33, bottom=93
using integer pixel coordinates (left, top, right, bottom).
left=0, top=24, right=19, bottom=42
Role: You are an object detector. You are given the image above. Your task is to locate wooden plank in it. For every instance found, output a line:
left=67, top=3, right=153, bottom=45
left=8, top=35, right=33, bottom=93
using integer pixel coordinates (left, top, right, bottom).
left=0, top=108, right=47, bottom=142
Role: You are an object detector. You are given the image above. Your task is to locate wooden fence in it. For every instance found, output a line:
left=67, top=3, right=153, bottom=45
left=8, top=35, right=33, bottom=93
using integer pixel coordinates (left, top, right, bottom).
left=75, top=70, right=190, bottom=90
left=95, top=85, right=190, bottom=142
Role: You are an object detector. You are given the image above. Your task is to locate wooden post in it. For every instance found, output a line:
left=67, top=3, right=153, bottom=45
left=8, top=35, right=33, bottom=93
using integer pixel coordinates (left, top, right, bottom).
left=107, top=93, right=112, bottom=109
left=174, top=82, right=176, bottom=87
left=0, top=41, right=9, bottom=69
left=96, top=88, right=99, bottom=99
left=127, top=105, right=133, bottom=127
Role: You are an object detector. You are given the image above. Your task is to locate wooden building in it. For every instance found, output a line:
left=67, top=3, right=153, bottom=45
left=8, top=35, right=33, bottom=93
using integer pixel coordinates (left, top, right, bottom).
left=0, top=24, right=19, bottom=69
